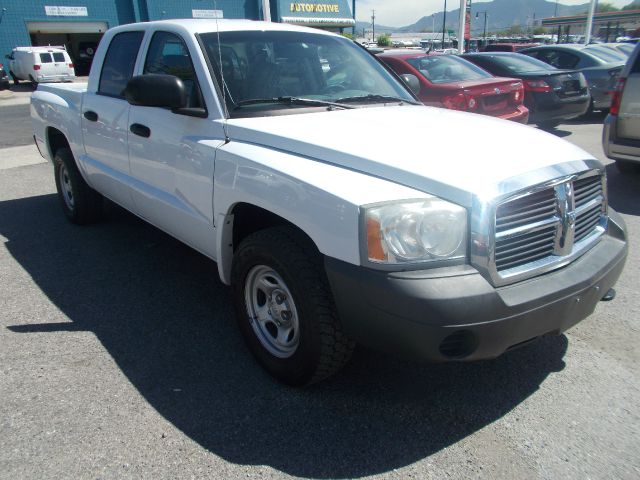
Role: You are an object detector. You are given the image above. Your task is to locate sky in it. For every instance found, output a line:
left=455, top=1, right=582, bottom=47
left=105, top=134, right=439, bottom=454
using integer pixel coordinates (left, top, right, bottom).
left=355, top=0, right=634, bottom=27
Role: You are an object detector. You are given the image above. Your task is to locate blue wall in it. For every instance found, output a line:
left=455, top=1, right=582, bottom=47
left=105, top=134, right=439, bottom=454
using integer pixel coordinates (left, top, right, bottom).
left=0, top=0, right=262, bottom=59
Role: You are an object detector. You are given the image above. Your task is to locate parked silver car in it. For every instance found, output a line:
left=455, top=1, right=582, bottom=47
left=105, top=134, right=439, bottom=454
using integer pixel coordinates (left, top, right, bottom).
left=520, top=44, right=625, bottom=113
left=603, top=43, right=640, bottom=173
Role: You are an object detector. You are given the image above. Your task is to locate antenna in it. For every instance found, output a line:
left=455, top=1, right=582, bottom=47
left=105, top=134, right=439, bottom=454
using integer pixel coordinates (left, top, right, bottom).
left=213, top=0, right=230, bottom=142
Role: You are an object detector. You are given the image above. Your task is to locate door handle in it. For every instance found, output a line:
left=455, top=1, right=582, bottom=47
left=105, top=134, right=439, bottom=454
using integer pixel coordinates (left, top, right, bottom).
left=83, top=110, right=98, bottom=122
left=130, top=123, right=151, bottom=138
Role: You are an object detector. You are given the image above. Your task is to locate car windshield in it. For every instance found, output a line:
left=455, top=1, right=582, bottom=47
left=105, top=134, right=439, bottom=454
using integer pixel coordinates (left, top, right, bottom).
left=199, top=30, right=415, bottom=116
left=406, top=55, right=492, bottom=83
left=480, top=54, right=556, bottom=73
left=584, top=46, right=626, bottom=63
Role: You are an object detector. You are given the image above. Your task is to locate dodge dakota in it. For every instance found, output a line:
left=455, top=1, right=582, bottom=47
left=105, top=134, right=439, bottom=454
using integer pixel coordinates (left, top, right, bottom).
left=31, top=20, right=628, bottom=385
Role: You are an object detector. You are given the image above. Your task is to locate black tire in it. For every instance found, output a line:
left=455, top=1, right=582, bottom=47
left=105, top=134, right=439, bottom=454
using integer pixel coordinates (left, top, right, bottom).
left=231, top=227, right=355, bottom=386
left=53, top=147, right=103, bottom=224
left=10, top=71, right=19, bottom=85
left=29, top=75, right=38, bottom=89
left=616, top=160, right=639, bottom=174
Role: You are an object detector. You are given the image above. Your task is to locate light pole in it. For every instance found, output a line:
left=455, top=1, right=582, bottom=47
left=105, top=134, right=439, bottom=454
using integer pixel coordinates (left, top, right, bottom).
left=442, top=0, right=447, bottom=49
left=476, top=11, right=488, bottom=44
left=371, top=9, right=375, bottom=43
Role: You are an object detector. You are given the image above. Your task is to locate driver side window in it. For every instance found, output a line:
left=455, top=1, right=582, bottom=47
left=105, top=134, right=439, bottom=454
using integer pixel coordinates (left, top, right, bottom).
left=143, top=31, right=205, bottom=109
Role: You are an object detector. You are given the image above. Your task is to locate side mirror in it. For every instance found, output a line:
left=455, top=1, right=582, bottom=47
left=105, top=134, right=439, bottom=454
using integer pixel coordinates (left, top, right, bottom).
left=124, top=74, right=187, bottom=109
left=400, top=74, right=420, bottom=95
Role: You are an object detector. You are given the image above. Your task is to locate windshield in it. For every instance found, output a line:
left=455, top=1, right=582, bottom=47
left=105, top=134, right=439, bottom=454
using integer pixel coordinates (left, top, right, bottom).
left=481, top=54, right=556, bottom=73
left=406, top=55, right=492, bottom=83
left=199, top=30, right=415, bottom=116
left=584, top=46, right=626, bottom=63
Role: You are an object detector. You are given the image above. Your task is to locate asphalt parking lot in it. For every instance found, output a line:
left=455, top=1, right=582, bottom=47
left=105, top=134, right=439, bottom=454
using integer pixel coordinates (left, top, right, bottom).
left=1, top=86, right=639, bottom=479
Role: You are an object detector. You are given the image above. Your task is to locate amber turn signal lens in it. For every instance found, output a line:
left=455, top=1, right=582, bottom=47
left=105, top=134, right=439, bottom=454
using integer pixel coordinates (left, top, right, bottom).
left=367, top=217, right=386, bottom=261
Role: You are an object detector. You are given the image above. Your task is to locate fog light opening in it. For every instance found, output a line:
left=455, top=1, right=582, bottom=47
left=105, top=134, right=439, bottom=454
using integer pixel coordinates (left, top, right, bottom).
left=439, top=330, right=478, bottom=359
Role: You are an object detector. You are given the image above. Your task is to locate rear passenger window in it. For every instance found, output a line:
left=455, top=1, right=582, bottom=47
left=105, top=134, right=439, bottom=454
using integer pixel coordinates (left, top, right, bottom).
left=143, top=31, right=205, bottom=110
left=52, top=52, right=66, bottom=62
left=99, top=31, right=144, bottom=98
left=39, top=53, right=52, bottom=63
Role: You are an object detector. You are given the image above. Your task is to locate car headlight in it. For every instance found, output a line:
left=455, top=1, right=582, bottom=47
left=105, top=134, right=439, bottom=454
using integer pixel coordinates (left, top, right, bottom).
left=364, top=198, right=467, bottom=265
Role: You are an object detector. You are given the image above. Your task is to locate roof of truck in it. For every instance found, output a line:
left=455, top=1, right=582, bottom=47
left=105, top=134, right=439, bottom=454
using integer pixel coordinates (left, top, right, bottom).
left=107, top=19, right=339, bottom=37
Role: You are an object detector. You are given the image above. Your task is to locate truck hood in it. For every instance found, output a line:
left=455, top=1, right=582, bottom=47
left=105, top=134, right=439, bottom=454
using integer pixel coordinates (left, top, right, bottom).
left=225, top=105, right=595, bottom=206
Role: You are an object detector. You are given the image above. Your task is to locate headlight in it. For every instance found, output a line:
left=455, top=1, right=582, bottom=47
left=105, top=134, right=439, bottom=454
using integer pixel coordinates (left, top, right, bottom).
left=364, top=198, right=467, bottom=264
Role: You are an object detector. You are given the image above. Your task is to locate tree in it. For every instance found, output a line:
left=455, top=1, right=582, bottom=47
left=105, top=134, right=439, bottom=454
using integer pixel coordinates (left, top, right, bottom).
left=377, top=33, right=391, bottom=47
left=596, top=3, right=619, bottom=12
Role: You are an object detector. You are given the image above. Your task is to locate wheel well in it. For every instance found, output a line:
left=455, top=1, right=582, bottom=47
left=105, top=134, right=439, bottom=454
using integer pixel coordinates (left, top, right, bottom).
left=231, top=203, right=316, bottom=252
left=46, top=127, right=70, bottom=158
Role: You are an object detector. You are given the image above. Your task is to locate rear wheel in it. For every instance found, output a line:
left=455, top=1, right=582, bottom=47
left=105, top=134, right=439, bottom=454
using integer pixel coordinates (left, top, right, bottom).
left=29, top=75, right=38, bottom=89
left=53, top=147, right=103, bottom=224
left=10, top=71, right=19, bottom=85
left=231, top=227, right=354, bottom=386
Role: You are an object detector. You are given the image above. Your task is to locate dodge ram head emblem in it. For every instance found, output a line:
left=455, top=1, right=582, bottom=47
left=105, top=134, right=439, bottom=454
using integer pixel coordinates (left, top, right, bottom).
left=555, top=182, right=576, bottom=256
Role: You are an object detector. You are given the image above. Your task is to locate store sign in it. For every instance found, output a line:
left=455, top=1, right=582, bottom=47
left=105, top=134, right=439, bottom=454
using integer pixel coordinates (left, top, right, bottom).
left=290, top=3, right=340, bottom=14
left=192, top=9, right=223, bottom=19
left=44, top=6, right=88, bottom=17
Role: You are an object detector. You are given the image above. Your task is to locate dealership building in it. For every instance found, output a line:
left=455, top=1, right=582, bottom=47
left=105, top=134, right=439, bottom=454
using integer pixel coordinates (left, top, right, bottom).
left=0, top=0, right=354, bottom=69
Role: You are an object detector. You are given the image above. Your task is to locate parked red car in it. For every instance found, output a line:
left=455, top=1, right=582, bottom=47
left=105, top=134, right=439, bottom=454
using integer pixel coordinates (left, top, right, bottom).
left=378, top=51, right=529, bottom=122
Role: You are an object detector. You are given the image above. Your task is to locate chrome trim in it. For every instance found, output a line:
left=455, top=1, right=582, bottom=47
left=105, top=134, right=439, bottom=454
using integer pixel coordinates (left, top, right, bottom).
left=470, top=162, right=607, bottom=287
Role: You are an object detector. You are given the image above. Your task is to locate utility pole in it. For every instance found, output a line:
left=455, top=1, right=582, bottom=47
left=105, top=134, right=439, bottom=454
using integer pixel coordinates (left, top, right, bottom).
left=476, top=11, right=488, bottom=43
left=371, top=9, right=375, bottom=42
left=352, top=0, right=356, bottom=35
left=442, top=0, right=447, bottom=49
left=458, top=0, right=466, bottom=54
left=585, top=0, right=597, bottom=44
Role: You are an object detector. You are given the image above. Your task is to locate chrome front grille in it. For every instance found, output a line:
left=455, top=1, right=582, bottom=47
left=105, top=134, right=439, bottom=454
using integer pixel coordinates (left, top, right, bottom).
left=492, top=171, right=607, bottom=281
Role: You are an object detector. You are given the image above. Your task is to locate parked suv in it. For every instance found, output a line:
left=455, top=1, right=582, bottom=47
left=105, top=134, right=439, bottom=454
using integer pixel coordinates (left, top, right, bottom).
left=6, top=46, right=75, bottom=87
left=603, top=43, right=640, bottom=173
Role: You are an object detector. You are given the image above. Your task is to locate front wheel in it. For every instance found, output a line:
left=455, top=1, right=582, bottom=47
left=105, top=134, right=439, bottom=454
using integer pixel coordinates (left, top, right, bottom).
left=231, top=227, right=354, bottom=386
left=53, top=147, right=103, bottom=224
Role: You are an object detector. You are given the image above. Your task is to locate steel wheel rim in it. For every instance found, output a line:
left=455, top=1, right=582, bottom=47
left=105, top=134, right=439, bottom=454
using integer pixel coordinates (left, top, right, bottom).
left=244, top=265, right=300, bottom=358
left=58, top=163, right=75, bottom=210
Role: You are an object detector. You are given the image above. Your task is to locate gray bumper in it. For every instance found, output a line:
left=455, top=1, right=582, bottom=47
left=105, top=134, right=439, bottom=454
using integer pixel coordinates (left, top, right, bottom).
left=325, top=210, right=627, bottom=362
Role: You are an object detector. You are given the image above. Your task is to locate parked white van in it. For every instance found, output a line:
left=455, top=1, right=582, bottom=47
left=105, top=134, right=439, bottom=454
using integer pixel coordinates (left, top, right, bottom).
left=6, top=46, right=75, bottom=87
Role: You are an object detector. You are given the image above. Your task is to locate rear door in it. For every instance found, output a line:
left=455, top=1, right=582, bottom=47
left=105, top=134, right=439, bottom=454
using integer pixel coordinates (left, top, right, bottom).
left=81, top=30, right=145, bottom=209
left=51, top=51, right=70, bottom=78
left=37, top=52, right=55, bottom=79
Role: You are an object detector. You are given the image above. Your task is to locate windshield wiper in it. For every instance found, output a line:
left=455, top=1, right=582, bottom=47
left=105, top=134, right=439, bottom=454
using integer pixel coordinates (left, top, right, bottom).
left=334, top=94, right=421, bottom=105
left=235, top=96, right=354, bottom=110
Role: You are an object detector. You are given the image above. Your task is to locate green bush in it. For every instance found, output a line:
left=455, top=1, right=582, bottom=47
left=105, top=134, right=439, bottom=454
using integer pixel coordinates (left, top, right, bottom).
left=377, top=34, right=391, bottom=47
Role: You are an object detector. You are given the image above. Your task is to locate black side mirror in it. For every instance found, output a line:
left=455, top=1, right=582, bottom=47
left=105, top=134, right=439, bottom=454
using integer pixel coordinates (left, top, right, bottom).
left=400, top=74, right=420, bottom=95
left=124, top=74, right=187, bottom=109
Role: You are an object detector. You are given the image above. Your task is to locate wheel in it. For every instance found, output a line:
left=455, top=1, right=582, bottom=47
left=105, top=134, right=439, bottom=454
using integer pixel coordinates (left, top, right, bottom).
left=616, top=160, right=639, bottom=174
left=580, top=97, right=594, bottom=119
left=53, top=147, right=103, bottom=224
left=10, top=71, right=19, bottom=85
left=537, top=121, right=560, bottom=130
left=231, top=227, right=355, bottom=386
left=29, top=75, right=38, bottom=89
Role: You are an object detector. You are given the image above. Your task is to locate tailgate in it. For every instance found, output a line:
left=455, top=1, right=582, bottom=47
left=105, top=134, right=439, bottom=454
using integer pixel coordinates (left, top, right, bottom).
left=618, top=71, right=640, bottom=141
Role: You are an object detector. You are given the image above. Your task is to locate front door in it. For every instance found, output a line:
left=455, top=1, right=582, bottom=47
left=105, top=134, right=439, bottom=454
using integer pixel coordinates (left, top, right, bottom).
left=127, top=30, right=225, bottom=256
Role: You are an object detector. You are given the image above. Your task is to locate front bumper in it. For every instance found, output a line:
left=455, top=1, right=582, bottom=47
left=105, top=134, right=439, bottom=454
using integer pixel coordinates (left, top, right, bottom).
left=325, top=210, right=627, bottom=362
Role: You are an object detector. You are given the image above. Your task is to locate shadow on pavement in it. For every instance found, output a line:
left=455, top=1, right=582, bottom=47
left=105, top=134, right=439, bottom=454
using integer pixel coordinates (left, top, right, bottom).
left=605, top=163, right=640, bottom=216
left=1, top=193, right=568, bottom=478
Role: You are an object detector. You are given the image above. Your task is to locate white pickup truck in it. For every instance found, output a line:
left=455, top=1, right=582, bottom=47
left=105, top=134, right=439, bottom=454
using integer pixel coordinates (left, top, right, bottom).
left=32, top=20, right=627, bottom=386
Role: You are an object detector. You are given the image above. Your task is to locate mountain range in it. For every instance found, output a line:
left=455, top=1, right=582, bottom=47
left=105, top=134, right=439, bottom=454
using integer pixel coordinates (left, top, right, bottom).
left=355, top=0, right=640, bottom=35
